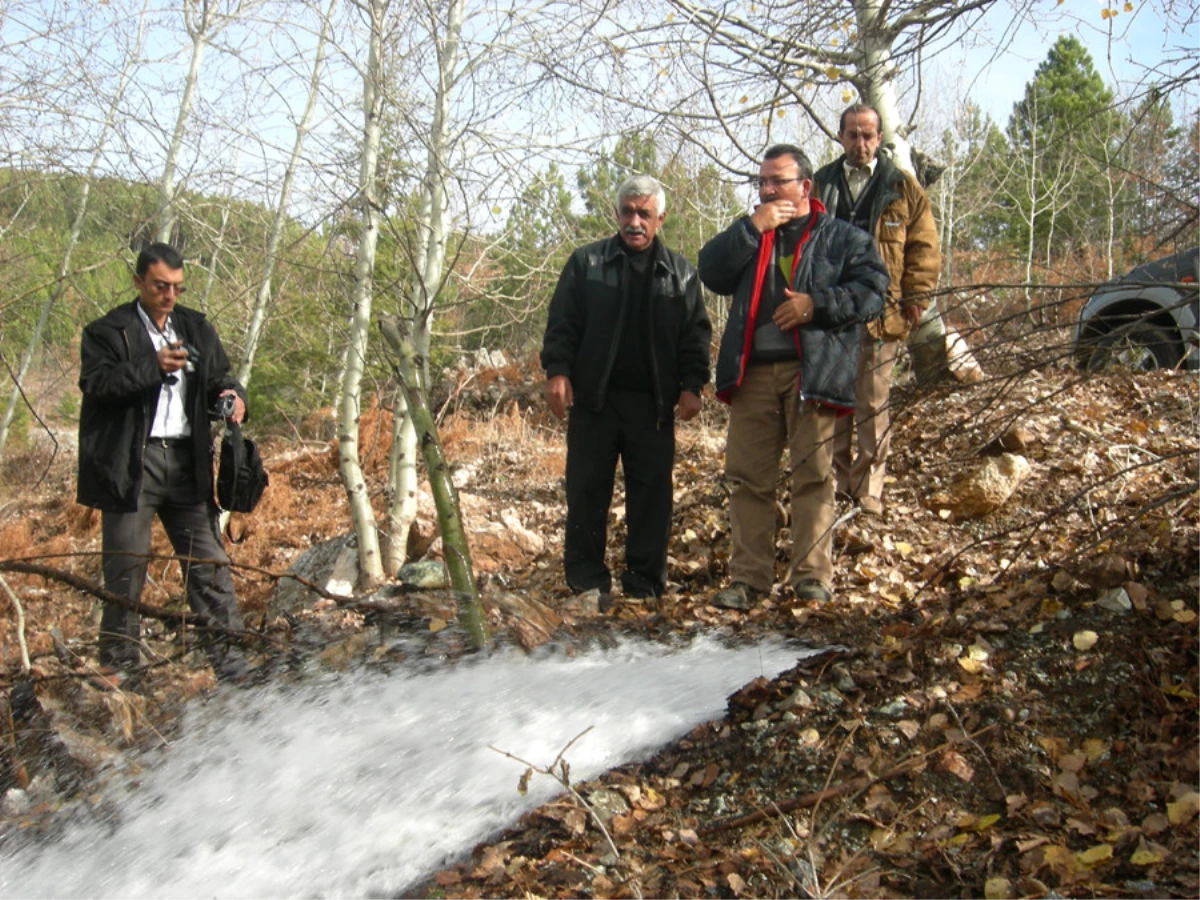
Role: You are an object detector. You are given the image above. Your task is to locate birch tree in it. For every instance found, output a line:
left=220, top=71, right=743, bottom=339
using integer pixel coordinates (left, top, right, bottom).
left=236, top=0, right=336, bottom=388
left=338, top=0, right=389, bottom=590
left=154, top=0, right=264, bottom=243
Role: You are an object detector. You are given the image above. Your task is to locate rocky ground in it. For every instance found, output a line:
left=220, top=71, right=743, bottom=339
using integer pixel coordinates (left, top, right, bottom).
left=0, top=346, right=1197, bottom=899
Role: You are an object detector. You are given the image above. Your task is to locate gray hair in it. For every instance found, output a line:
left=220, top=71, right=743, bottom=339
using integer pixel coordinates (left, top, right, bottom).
left=615, top=175, right=666, bottom=216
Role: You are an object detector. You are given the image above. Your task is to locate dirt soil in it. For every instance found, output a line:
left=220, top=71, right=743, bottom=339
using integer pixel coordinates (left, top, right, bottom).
left=1, top=353, right=1197, bottom=899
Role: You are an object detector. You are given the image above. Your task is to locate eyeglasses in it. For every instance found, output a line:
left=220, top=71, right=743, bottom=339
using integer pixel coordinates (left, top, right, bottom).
left=141, top=279, right=186, bottom=296
left=755, top=177, right=802, bottom=191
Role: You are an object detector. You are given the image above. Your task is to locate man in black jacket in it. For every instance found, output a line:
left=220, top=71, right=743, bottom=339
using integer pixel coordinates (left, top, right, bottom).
left=78, top=242, right=248, bottom=681
left=541, top=175, right=711, bottom=608
left=699, top=145, right=887, bottom=608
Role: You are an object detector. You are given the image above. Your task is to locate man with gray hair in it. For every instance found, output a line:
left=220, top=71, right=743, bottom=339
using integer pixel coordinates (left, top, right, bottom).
left=541, top=175, right=711, bottom=609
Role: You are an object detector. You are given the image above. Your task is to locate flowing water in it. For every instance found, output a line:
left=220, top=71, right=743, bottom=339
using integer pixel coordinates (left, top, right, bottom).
left=1, top=635, right=813, bottom=899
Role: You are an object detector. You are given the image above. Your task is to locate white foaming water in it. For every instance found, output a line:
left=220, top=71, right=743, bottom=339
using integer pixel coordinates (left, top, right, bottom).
left=2, top=636, right=807, bottom=899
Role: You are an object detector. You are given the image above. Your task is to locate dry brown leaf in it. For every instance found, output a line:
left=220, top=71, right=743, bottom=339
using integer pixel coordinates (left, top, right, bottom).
left=938, top=749, right=975, bottom=783
left=1141, top=813, right=1169, bottom=835
left=1058, top=751, right=1087, bottom=773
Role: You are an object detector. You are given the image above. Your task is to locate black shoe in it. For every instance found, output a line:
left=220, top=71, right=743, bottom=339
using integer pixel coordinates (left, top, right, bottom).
left=793, top=579, right=833, bottom=603
left=709, top=582, right=765, bottom=610
left=569, top=587, right=612, bottom=614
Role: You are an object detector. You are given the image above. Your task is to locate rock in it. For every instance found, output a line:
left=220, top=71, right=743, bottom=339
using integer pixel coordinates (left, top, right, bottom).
left=1080, top=552, right=1129, bottom=590
left=982, top=425, right=1036, bottom=457
left=1, top=788, right=30, bottom=816
left=1096, top=586, right=1132, bottom=613
left=948, top=453, right=1033, bottom=519
left=269, top=533, right=357, bottom=616
left=946, top=328, right=985, bottom=383
left=398, top=560, right=448, bottom=589
left=584, top=788, right=630, bottom=825
left=489, top=592, right=561, bottom=650
left=467, top=509, right=545, bottom=574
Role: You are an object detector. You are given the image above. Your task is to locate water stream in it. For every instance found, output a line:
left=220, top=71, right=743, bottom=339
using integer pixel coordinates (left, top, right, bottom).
left=2, top=636, right=811, bottom=898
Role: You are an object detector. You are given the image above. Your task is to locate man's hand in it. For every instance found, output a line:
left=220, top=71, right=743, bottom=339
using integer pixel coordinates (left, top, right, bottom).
left=219, top=390, right=246, bottom=424
left=157, top=344, right=189, bottom=375
left=772, top=288, right=815, bottom=331
left=676, top=390, right=701, bottom=422
left=545, top=374, right=573, bottom=420
left=902, top=303, right=924, bottom=325
left=749, top=199, right=798, bottom=234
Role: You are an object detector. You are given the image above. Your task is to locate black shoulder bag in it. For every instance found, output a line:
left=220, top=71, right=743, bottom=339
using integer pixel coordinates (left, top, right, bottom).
left=217, top=421, right=268, bottom=515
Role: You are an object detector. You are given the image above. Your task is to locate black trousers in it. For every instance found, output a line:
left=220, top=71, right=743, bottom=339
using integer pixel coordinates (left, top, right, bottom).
left=99, top=442, right=245, bottom=674
left=564, top=390, right=674, bottom=597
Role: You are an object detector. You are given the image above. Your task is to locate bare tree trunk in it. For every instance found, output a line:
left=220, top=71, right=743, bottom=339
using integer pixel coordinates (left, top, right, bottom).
left=382, top=0, right=464, bottom=576
left=379, top=316, right=489, bottom=651
left=156, top=3, right=210, bottom=243
left=237, top=0, right=335, bottom=389
left=339, top=0, right=388, bottom=591
left=853, top=0, right=915, bottom=175
left=156, top=0, right=263, bottom=244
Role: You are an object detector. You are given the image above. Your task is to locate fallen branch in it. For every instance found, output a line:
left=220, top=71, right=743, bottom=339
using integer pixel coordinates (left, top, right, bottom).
left=0, top=574, right=31, bottom=673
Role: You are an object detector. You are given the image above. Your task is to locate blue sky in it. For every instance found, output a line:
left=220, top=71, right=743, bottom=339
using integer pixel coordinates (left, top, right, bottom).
left=942, top=0, right=1198, bottom=125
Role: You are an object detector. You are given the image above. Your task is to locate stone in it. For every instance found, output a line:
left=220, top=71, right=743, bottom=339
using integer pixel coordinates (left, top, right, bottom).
left=397, top=560, right=448, bottom=589
left=1096, top=587, right=1132, bottom=613
left=948, top=453, right=1033, bottom=519
left=269, top=533, right=357, bottom=616
left=489, top=592, right=561, bottom=650
left=585, top=788, right=630, bottom=825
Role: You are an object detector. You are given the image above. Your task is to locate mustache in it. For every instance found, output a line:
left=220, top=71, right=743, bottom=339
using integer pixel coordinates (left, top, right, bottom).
left=623, top=225, right=647, bottom=236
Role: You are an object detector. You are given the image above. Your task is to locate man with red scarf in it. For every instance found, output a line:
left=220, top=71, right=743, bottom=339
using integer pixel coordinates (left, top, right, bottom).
left=699, top=144, right=887, bottom=608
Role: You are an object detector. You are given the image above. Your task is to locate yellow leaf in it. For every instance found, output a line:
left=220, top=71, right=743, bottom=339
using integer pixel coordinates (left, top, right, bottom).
left=958, top=657, right=984, bottom=674
left=1073, top=630, right=1099, bottom=651
left=830, top=37, right=839, bottom=46
left=1173, top=608, right=1197, bottom=624
left=1167, top=792, right=1200, bottom=825
left=973, top=814, right=1002, bottom=831
left=1130, top=837, right=1168, bottom=866
left=1123, top=1, right=1133, bottom=9
left=984, top=877, right=1012, bottom=900
left=776, top=109, right=786, bottom=117
left=429, top=617, right=447, bottom=633
left=739, top=95, right=748, bottom=103
left=895, top=541, right=913, bottom=556
left=824, top=66, right=840, bottom=79
left=1076, top=843, right=1114, bottom=866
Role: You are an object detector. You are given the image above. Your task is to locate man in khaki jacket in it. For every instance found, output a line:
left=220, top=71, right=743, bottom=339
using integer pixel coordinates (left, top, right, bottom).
left=813, top=104, right=940, bottom=516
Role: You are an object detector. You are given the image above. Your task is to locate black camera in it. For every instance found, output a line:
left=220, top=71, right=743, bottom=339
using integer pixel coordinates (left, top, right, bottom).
left=212, top=394, right=237, bottom=420
left=179, top=342, right=201, bottom=373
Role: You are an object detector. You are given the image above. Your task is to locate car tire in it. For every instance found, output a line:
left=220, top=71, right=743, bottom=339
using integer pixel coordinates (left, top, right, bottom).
left=1085, top=322, right=1183, bottom=371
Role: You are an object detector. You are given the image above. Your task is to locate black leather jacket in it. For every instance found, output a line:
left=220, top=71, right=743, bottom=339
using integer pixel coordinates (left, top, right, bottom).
left=540, top=234, right=711, bottom=423
left=77, top=300, right=245, bottom=512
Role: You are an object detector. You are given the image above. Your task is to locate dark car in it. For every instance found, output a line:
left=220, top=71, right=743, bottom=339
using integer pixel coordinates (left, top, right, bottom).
left=1074, top=247, right=1200, bottom=371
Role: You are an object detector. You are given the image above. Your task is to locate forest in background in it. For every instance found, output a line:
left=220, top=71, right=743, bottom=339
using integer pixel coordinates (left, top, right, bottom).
left=0, top=0, right=1196, bottom=591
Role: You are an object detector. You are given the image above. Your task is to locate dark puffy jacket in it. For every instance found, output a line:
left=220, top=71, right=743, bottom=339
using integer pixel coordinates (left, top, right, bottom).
left=540, top=235, right=711, bottom=422
left=77, top=301, right=245, bottom=512
left=699, top=203, right=887, bottom=409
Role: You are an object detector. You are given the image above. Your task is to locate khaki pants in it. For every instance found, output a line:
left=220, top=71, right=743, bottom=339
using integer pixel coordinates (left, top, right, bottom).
left=724, top=362, right=837, bottom=592
left=833, top=331, right=899, bottom=503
